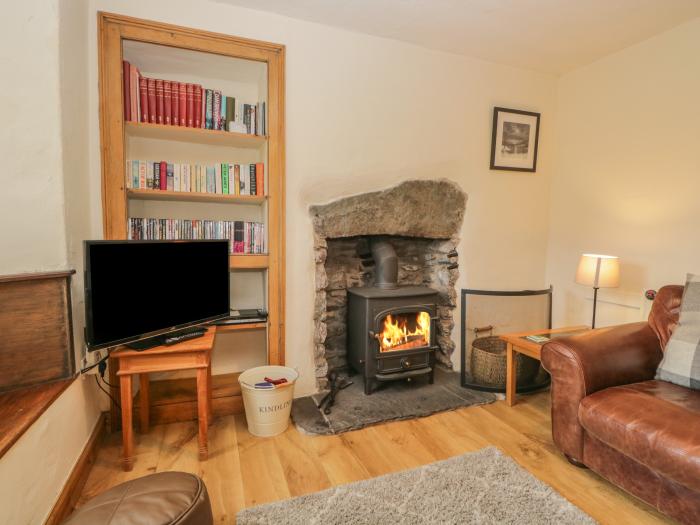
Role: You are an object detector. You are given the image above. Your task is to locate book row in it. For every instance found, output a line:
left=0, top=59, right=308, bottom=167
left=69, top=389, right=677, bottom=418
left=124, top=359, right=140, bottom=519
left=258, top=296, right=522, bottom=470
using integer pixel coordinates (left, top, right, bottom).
left=123, top=61, right=266, bottom=136
left=128, top=218, right=266, bottom=255
left=126, top=161, right=265, bottom=196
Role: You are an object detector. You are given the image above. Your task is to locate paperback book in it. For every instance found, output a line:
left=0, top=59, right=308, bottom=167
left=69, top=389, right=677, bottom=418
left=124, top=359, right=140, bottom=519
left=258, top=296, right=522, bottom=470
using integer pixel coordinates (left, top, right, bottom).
left=128, top=217, right=266, bottom=255
left=126, top=160, right=265, bottom=196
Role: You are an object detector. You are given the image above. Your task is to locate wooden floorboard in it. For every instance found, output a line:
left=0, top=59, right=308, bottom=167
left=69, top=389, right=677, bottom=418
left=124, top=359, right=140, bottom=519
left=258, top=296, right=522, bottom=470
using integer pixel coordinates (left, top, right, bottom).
left=77, top=392, right=673, bottom=524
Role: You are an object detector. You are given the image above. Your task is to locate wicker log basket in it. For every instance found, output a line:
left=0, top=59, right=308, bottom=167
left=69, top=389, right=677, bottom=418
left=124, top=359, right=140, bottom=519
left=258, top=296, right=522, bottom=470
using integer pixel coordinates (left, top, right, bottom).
left=470, top=333, right=540, bottom=388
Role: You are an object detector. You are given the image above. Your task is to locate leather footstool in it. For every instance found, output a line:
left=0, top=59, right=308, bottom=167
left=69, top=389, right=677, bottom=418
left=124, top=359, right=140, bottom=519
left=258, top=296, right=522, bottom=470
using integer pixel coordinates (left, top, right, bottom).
left=63, top=472, right=213, bottom=525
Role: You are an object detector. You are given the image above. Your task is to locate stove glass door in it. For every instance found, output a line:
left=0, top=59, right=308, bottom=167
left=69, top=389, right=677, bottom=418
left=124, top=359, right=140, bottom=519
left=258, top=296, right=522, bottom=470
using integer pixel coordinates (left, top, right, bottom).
left=376, top=310, right=431, bottom=353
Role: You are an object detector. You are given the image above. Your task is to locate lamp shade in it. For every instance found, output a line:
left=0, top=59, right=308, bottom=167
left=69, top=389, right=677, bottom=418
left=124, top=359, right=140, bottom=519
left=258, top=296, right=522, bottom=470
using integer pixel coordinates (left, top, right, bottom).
left=575, top=254, right=620, bottom=288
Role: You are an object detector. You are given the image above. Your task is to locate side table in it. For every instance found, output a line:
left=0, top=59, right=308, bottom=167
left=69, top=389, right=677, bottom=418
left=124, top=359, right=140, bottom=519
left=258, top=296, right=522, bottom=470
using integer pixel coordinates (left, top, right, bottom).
left=111, top=326, right=216, bottom=471
left=499, top=325, right=590, bottom=407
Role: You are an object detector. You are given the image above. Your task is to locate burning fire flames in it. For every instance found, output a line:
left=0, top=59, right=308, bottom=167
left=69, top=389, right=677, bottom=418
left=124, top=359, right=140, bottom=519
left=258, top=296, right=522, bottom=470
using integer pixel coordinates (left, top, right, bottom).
left=379, top=311, right=431, bottom=352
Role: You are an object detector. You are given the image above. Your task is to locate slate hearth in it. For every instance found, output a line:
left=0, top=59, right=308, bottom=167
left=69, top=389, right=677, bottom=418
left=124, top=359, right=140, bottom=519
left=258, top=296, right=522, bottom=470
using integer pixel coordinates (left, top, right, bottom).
left=292, top=367, right=495, bottom=435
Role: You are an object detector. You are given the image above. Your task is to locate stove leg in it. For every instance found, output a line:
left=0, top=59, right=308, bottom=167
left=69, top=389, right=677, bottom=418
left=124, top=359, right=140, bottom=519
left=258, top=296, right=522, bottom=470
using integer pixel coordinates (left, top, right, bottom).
left=429, top=352, right=436, bottom=385
left=364, top=376, right=373, bottom=395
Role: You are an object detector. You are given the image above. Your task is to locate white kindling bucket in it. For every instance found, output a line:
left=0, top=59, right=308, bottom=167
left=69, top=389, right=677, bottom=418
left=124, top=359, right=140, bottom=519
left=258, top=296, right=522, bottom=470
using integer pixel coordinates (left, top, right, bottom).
left=238, top=365, right=298, bottom=437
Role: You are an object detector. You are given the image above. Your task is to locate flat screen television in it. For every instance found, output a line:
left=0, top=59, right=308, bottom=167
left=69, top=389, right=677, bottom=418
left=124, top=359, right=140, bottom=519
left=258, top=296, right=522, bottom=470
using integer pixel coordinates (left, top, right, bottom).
left=84, top=240, right=230, bottom=351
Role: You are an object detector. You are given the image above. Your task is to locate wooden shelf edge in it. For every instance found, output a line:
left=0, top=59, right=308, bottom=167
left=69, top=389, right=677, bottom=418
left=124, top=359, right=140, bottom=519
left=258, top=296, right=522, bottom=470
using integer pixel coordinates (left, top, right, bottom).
left=125, top=121, right=267, bottom=148
left=229, top=254, right=269, bottom=269
left=127, top=188, right=267, bottom=204
left=216, top=322, right=267, bottom=333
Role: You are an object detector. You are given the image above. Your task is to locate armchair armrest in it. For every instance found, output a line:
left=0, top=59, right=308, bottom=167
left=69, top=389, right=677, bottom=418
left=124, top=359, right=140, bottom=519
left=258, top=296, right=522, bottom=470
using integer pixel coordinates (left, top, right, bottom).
left=540, top=322, right=662, bottom=462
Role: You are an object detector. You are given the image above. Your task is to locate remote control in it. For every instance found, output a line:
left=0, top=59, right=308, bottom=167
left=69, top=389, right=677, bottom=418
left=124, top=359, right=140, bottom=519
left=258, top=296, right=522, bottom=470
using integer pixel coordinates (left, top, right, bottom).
left=165, top=328, right=206, bottom=346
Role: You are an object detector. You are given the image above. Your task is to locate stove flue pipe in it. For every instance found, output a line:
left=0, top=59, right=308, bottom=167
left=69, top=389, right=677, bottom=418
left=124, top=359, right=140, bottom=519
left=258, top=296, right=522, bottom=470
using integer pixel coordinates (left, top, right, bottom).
left=370, top=238, right=398, bottom=289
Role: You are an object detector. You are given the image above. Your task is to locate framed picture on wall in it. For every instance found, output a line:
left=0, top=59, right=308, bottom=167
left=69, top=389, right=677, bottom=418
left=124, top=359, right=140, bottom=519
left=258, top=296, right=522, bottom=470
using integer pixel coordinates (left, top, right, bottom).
left=490, top=107, right=541, bottom=172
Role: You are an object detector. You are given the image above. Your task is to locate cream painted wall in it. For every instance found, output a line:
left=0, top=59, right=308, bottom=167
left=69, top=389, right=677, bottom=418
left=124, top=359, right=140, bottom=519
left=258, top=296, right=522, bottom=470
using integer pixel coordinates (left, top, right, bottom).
left=546, top=18, right=700, bottom=329
left=0, top=0, right=68, bottom=274
left=0, top=1, right=102, bottom=524
left=87, top=0, right=557, bottom=395
left=61, top=0, right=93, bottom=358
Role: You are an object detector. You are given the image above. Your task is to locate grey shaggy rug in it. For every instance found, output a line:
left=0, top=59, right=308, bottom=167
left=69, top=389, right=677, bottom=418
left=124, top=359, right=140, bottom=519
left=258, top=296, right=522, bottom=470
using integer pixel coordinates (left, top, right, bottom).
left=237, top=447, right=596, bottom=524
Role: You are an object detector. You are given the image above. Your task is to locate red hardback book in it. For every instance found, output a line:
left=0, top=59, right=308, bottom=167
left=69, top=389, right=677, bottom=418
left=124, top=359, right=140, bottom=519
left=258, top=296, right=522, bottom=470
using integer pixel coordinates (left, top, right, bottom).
left=159, top=161, right=167, bottom=190
left=163, top=80, right=172, bottom=125
left=138, top=76, right=148, bottom=123
left=130, top=64, right=138, bottom=122
left=155, top=79, right=164, bottom=124
left=255, top=163, right=265, bottom=196
left=178, top=82, right=186, bottom=126
left=147, top=78, right=156, bottom=123
left=172, top=82, right=179, bottom=126
left=186, top=84, right=195, bottom=127
left=122, top=61, right=131, bottom=121
left=193, top=85, right=202, bottom=128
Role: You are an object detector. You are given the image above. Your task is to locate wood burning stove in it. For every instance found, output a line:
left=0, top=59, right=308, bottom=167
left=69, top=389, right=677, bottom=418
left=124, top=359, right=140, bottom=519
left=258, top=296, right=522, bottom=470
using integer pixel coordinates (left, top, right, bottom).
left=347, top=239, right=439, bottom=394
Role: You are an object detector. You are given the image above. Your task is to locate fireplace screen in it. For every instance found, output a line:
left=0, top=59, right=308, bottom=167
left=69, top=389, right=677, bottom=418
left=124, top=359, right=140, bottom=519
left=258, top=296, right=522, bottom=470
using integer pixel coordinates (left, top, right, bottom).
left=377, top=311, right=431, bottom=352
left=460, top=287, right=552, bottom=392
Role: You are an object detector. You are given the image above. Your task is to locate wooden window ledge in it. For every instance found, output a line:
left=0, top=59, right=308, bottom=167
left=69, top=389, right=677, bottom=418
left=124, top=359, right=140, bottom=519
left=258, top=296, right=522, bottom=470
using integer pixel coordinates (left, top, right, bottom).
left=0, top=377, right=76, bottom=459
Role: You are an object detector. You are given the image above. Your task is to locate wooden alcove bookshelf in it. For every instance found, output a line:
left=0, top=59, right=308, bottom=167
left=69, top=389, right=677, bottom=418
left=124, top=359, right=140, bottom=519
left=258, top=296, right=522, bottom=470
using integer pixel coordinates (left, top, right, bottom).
left=98, top=13, right=285, bottom=427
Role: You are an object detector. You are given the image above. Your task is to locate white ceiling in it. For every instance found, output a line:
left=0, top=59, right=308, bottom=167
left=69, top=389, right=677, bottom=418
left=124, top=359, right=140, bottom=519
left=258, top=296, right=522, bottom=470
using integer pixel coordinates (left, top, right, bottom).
left=214, top=0, right=700, bottom=74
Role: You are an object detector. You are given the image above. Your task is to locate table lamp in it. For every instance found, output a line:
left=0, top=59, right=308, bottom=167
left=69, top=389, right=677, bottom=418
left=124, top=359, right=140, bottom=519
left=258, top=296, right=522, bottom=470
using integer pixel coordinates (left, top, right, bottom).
left=575, top=254, right=620, bottom=328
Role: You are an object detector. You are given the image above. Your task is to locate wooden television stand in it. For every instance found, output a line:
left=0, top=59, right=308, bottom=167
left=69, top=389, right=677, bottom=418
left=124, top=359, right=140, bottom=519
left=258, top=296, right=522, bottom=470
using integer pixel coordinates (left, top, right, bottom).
left=111, top=326, right=216, bottom=471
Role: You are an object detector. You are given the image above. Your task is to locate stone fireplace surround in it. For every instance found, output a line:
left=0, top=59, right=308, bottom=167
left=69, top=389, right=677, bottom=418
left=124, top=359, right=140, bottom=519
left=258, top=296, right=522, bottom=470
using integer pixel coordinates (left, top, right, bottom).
left=310, top=179, right=467, bottom=389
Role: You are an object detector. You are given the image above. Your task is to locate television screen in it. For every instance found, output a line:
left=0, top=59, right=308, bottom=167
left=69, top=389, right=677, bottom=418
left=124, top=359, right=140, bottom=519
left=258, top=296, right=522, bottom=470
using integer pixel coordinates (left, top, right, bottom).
left=84, top=240, right=230, bottom=350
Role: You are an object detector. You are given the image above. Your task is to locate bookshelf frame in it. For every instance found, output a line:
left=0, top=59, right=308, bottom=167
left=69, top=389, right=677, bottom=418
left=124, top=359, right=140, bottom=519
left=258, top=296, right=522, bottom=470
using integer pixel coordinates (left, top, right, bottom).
left=98, top=13, right=286, bottom=373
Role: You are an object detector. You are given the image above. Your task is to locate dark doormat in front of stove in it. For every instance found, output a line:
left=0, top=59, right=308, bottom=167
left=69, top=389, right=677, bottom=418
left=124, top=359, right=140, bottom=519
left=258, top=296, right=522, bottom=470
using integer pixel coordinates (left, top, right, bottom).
left=291, top=367, right=496, bottom=436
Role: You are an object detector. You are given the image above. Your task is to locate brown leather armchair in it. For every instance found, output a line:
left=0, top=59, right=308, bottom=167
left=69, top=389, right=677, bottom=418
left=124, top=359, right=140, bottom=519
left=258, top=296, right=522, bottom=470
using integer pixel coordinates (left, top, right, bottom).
left=541, top=285, right=700, bottom=525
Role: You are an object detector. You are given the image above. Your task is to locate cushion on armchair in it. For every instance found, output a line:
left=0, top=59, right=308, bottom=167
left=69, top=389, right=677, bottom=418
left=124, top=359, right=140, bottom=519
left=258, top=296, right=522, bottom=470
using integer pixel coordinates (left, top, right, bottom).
left=656, top=273, right=700, bottom=390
